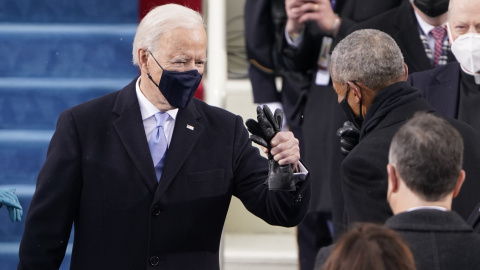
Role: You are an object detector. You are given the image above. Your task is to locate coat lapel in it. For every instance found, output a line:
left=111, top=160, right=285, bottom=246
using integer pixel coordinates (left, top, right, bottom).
left=394, top=4, right=432, bottom=73
left=154, top=100, right=205, bottom=199
left=424, top=63, right=460, bottom=119
left=112, top=79, right=158, bottom=194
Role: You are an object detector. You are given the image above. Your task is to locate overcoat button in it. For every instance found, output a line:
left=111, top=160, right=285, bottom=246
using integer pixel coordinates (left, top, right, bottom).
left=149, top=256, right=159, bottom=266
left=152, top=205, right=161, bottom=216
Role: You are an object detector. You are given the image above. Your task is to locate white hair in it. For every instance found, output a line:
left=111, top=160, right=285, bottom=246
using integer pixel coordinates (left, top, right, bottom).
left=132, top=4, right=205, bottom=66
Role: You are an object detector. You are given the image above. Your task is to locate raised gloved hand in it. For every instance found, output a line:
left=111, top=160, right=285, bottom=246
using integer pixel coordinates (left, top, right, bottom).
left=336, top=121, right=360, bottom=156
left=246, top=105, right=295, bottom=191
left=0, top=188, right=23, bottom=222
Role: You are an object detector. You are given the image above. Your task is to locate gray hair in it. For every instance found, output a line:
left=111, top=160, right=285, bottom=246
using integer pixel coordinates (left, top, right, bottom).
left=389, top=112, right=464, bottom=201
left=330, top=29, right=405, bottom=90
left=132, top=4, right=205, bottom=66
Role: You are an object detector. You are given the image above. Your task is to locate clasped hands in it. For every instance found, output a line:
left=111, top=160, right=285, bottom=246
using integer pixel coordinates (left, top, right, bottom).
left=0, top=188, right=23, bottom=222
left=285, top=0, right=341, bottom=37
left=246, top=106, right=300, bottom=191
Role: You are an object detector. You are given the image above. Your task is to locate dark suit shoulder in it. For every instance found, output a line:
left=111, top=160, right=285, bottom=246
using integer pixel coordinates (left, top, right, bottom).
left=62, top=79, right=133, bottom=118
left=348, top=2, right=413, bottom=34
left=385, top=210, right=473, bottom=232
left=408, top=62, right=461, bottom=83
left=385, top=210, right=480, bottom=270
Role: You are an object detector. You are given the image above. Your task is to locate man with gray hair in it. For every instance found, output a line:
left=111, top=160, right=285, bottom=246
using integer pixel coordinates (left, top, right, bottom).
left=18, top=4, right=310, bottom=269
left=330, top=29, right=480, bottom=236
left=385, top=112, right=480, bottom=269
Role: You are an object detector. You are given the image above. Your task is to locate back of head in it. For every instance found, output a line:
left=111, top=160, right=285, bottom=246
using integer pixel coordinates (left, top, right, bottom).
left=322, top=223, right=416, bottom=270
left=389, top=112, right=464, bottom=201
left=132, top=4, right=205, bottom=66
left=330, top=29, right=405, bottom=90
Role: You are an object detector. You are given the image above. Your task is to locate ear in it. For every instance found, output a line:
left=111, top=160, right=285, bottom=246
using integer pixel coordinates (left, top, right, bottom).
left=452, top=170, right=466, bottom=198
left=403, top=63, right=409, bottom=81
left=387, top=164, right=399, bottom=194
left=138, top=49, right=149, bottom=73
left=347, top=81, right=362, bottom=104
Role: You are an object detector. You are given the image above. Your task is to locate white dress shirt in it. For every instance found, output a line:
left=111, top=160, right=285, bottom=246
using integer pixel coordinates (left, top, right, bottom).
left=135, top=77, right=178, bottom=145
left=408, top=206, right=448, bottom=212
left=414, top=10, right=443, bottom=52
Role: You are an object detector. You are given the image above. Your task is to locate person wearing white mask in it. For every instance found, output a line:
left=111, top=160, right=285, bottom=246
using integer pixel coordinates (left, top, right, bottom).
left=408, top=0, right=480, bottom=130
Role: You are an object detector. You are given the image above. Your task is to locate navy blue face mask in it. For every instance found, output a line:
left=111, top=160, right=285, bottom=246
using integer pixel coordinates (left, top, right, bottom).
left=147, top=51, right=203, bottom=109
left=339, top=82, right=364, bottom=130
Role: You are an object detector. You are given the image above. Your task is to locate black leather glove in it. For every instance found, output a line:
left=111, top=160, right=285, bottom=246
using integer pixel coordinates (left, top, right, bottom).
left=336, top=121, right=360, bottom=156
left=246, top=105, right=295, bottom=191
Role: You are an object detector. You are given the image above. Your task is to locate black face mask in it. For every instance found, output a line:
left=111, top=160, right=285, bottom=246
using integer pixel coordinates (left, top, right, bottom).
left=147, top=51, right=203, bottom=109
left=413, top=0, right=449, bottom=17
left=338, top=83, right=364, bottom=130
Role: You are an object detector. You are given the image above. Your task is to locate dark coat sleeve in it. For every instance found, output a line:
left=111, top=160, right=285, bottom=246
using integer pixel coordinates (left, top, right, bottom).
left=340, top=140, right=393, bottom=228
left=231, top=115, right=310, bottom=227
left=19, top=111, right=82, bottom=269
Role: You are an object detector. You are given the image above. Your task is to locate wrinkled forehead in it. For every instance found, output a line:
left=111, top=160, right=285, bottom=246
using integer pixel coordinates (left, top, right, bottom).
left=449, top=0, right=480, bottom=21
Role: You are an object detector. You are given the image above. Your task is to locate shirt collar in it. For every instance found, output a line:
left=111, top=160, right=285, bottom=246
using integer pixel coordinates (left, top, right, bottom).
left=413, top=9, right=438, bottom=35
left=407, top=206, right=448, bottom=212
left=135, top=77, right=178, bottom=120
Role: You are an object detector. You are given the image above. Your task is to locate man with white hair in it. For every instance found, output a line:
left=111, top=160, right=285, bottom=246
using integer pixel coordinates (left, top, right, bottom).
left=408, top=0, right=480, bottom=130
left=18, top=4, right=310, bottom=269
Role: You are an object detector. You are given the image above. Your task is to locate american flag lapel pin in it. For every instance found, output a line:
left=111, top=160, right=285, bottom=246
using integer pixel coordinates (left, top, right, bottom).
left=186, top=124, right=194, bottom=131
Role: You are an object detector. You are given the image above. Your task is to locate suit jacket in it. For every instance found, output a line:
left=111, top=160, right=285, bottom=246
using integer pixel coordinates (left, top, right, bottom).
left=386, top=210, right=480, bottom=270
left=407, top=61, right=461, bottom=119
left=244, top=0, right=311, bottom=134
left=315, top=210, right=480, bottom=270
left=467, top=201, right=480, bottom=234
left=18, top=78, right=310, bottom=270
left=341, top=82, right=480, bottom=231
left=347, top=1, right=456, bottom=74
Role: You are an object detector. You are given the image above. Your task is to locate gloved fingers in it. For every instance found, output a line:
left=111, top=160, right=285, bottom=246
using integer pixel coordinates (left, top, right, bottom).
left=257, top=106, right=276, bottom=141
left=249, top=134, right=269, bottom=148
left=262, top=105, right=281, bottom=133
left=1, top=190, right=16, bottom=202
left=340, top=132, right=359, bottom=143
left=245, top=119, right=265, bottom=138
left=8, top=206, right=16, bottom=222
left=274, top=108, right=284, bottom=132
left=2, top=197, right=22, bottom=209
left=340, top=137, right=357, bottom=151
left=16, top=208, right=22, bottom=222
left=337, top=126, right=357, bottom=136
left=339, top=147, right=350, bottom=156
left=1, top=190, right=22, bottom=209
left=337, top=121, right=357, bottom=136
left=341, top=128, right=360, bottom=137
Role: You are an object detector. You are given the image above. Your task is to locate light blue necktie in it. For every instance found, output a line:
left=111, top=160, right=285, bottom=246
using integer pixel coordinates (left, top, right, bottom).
left=148, top=112, right=169, bottom=181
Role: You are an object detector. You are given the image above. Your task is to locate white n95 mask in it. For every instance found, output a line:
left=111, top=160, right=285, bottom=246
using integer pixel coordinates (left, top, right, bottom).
left=450, top=33, right=480, bottom=75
